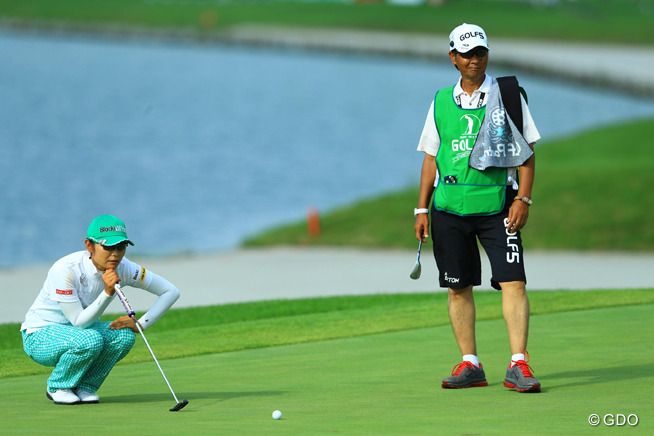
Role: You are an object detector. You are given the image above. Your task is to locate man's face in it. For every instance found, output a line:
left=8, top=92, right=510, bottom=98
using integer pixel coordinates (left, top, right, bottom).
left=449, top=47, right=489, bottom=82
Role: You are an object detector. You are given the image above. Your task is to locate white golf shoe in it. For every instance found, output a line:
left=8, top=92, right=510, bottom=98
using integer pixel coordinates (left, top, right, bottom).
left=75, top=388, right=100, bottom=404
left=46, top=388, right=80, bottom=405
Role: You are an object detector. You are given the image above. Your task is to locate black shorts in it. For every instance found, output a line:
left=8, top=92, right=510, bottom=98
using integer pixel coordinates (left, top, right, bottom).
left=430, top=189, right=526, bottom=290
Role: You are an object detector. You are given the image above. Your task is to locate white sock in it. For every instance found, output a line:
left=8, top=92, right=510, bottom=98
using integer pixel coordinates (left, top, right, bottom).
left=463, top=354, right=479, bottom=367
left=510, top=353, right=525, bottom=368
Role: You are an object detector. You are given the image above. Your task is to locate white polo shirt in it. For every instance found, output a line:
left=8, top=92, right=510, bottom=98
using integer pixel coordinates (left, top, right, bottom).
left=21, top=251, right=178, bottom=333
left=417, top=75, right=541, bottom=183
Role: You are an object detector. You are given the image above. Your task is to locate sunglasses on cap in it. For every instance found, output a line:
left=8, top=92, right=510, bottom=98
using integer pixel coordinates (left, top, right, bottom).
left=101, top=241, right=129, bottom=252
left=455, top=48, right=489, bottom=59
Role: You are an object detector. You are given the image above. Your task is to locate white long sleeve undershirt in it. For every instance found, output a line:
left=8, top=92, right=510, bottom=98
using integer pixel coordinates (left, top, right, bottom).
left=59, top=291, right=114, bottom=329
left=58, top=272, right=180, bottom=330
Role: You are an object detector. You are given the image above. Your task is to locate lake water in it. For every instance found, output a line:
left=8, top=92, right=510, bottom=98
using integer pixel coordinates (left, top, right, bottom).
left=2, top=31, right=654, bottom=268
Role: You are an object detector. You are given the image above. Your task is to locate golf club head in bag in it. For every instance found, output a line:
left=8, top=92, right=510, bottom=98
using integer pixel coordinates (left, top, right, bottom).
left=409, top=240, right=422, bottom=280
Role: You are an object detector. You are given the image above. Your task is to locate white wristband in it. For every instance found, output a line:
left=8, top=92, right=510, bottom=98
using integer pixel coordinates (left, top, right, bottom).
left=414, top=208, right=429, bottom=216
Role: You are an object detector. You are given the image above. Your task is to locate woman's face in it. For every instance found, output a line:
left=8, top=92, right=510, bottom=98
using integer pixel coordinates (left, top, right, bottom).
left=85, top=240, right=127, bottom=271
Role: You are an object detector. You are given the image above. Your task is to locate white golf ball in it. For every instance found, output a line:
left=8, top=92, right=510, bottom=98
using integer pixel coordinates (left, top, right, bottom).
left=272, top=410, right=282, bottom=420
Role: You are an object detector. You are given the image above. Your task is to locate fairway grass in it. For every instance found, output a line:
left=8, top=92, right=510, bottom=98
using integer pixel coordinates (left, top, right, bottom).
left=2, top=303, right=652, bottom=435
left=2, top=289, right=653, bottom=380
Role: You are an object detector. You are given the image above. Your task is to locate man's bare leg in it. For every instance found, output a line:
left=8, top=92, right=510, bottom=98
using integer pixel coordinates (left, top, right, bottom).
left=442, top=285, right=488, bottom=388
left=500, top=281, right=529, bottom=354
left=448, top=285, right=477, bottom=355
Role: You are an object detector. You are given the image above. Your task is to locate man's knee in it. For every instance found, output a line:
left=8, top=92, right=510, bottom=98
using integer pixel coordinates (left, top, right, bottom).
left=448, top=285, right=473, bottom=298
left=500, top=281, right=527, bottom=295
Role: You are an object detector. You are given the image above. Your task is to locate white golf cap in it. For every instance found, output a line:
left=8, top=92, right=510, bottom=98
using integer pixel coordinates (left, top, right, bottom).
left=449, top=23, right=489, bottom=53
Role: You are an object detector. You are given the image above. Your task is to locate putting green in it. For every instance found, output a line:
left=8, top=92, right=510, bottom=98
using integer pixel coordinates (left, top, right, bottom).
left=3, top=304, right=652, bottom=435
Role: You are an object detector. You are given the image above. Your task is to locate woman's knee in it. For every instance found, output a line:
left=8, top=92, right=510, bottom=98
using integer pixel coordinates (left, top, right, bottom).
left=113, top=328, right=136, bottom=353
left=74, top=330, right=104, bottom=358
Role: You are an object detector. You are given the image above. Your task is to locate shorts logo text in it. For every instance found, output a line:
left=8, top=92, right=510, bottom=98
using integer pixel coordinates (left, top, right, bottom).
left=504, top=218, right=520, bottom=263
left=444, top=272, right=460, bottom=284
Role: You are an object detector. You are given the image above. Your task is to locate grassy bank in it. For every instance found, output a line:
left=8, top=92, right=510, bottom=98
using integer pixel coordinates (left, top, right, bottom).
left=244, top=118, right=654, bottom=251
left=0, top=0, right=652, bottom=46
left=2, top=289, right=653, bottom=379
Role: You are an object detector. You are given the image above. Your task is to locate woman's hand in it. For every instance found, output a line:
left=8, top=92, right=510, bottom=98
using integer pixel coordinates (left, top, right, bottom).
left=102, top=269, right=121, bottom=296
left=109, top=315, right=140, bottom=333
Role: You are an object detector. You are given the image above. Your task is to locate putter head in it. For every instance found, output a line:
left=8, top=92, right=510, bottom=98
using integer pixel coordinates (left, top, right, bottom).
left=409, top=261, right=421, bottom=280
left=170, top=399, right=189, bottom=412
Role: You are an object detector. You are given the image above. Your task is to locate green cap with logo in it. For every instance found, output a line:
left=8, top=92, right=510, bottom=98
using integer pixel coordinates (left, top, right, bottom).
left=87, top=214, right=135, bottom=247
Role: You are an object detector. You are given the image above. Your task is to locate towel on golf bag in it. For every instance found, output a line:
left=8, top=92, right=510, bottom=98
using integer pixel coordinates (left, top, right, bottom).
left=468, top=79, right=533, bottom=170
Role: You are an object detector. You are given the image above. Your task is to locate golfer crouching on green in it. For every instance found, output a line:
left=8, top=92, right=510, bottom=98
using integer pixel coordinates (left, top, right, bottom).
left=20, top=214, right=180, bottom=405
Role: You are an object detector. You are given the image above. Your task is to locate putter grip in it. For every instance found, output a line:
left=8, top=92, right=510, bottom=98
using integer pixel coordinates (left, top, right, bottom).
left=114, top=284, right=136, bottom=318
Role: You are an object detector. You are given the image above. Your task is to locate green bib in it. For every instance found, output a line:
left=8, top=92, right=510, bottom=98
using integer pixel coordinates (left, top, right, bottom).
left=433, top=86, right=507, bottom=216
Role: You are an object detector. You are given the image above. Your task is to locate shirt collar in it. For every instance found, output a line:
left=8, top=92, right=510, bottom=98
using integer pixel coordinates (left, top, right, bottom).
left=82, top=251, right=104, bottom=277
left=453, top=74, right=494, bottom=97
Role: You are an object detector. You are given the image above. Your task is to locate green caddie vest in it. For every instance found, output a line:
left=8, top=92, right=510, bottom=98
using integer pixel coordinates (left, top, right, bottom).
left=433, top=86, right=507, bottom=216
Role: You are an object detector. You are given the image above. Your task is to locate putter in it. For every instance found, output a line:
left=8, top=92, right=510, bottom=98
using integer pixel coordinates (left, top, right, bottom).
left=409, top=240, right=422, bottom=280
left=114, top=283, right=189, bottom=412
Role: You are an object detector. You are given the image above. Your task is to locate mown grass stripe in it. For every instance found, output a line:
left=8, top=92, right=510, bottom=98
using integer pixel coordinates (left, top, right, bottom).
left=2, top=289, right=652, bottom=379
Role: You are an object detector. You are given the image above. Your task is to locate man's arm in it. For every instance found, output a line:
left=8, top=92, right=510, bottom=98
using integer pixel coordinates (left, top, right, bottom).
left=414, top=153, right=437, bottom=241
left=506, top=144, right=535, bottom=232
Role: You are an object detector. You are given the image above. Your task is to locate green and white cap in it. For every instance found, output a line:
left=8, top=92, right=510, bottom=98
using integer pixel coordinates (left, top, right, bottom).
left=87, top=214, right=134, bottom=247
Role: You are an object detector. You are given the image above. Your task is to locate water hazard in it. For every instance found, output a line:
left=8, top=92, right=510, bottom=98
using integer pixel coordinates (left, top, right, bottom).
left=2, top=31, right=654, bottom=267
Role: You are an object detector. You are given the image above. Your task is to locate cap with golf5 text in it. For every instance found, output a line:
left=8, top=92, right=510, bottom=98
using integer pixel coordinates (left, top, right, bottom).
left=449, top=23, right=489, bottom=53
left=87, top=214, right=134, bottom=247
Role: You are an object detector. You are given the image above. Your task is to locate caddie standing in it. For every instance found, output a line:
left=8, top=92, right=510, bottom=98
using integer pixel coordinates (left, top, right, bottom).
left=413, top=23, right=542, bottom=392
left=21, top=214, right=181, bottom=405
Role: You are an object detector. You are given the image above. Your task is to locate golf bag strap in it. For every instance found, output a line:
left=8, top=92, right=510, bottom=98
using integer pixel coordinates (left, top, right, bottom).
left=497, top=76, right=525, bottom=136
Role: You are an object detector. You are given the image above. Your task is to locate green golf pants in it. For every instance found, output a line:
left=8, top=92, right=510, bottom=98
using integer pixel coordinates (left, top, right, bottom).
left=22, top=321, right=135, bottom=393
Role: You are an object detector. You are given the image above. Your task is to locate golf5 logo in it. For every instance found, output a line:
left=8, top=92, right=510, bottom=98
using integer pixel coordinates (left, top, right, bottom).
left=452, top=114, right=482, bottom=160
left=461, top=114, right=481, bottom=136
left=460, top=31, right=485, bottom=42
left=504, top=218, right=520, bottom=263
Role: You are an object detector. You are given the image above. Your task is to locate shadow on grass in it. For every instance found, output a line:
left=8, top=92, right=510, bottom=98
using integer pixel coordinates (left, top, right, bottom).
left=101, top=390, right=287, bottom=408
left=543, top=363, right=652, bottom=390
